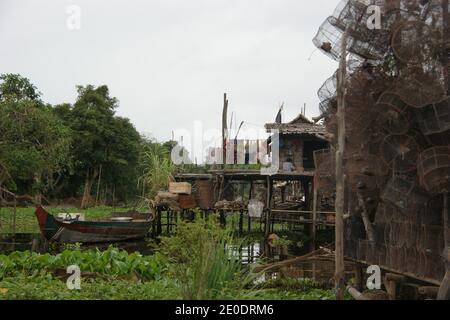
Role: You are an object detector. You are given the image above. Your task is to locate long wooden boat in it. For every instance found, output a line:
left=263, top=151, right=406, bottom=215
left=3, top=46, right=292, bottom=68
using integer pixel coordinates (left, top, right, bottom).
left=35, top=206, right=153, bottom=243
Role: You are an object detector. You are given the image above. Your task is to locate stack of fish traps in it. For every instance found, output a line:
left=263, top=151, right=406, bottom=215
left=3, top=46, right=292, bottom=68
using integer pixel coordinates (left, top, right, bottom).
left=314, top=0, right=450, bottom=284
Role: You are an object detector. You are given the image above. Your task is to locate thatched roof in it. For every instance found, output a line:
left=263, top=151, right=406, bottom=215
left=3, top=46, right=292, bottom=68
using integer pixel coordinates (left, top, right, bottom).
left=265, top=113, right=327, bottom=139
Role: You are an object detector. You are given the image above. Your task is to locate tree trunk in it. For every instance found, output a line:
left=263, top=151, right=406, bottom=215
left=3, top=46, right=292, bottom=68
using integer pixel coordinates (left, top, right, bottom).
left=81, top=167, right=99, bottom=209
left=34, top=174, right=42, bottom=206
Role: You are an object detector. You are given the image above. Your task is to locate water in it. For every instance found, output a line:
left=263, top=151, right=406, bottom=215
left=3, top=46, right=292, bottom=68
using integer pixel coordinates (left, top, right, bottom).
left=0, top=233, right=42, bottom=254
left=0, top=233, right=153, bottom=255
left=227, top=241, right=263, bottom=265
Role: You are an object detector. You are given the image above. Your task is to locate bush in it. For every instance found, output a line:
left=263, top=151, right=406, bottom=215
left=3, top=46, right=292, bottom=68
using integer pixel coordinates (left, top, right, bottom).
left=0, top=246, right=167, bottom=281
left=158, top=217, right=256, bottom=300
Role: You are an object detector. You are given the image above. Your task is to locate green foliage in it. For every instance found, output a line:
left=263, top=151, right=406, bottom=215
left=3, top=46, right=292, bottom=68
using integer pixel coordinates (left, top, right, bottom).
left=0, top=97, right=71, bottom=195
left=0, top=275, right=180, bottom=300
left=53, top=85, right=142, bottom=205
left=0, top=217, right=338, bottom=300
left=158, top=217, right=256, bottom=300
left=0, top=246, right=166, bottom=281
left=240, top=287, right=337, bottom=300
left=0, top=74, right=41, bottom=102
left=138, top=138, right=176, bottom=199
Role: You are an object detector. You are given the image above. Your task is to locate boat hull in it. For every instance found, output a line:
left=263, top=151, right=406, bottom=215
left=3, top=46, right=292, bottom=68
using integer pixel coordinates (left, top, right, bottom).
left=35, top=206, right=152, bottom=244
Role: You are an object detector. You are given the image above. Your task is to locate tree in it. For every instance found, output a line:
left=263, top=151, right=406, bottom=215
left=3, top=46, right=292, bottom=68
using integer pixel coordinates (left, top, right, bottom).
left=138, top=138, right=177, bottom=200
left=0, top=74, right=41, bottom=102
left=0, top=98, right=71, bottom=203
left=57, top=85, right=141, bottom=208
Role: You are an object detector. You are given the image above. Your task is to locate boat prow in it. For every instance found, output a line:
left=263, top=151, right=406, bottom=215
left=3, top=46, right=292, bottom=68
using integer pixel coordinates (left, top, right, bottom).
left=34, top=206, right=153, bottom=244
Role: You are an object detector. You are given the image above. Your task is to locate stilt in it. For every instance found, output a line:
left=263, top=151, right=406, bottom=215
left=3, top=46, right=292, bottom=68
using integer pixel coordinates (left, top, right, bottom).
left=219, top=210, right=226, bottom=227
left=311, top=181, right=318, bottom=252
left=265, top=176, right=272, bottom=237
left=438, top=191, right=450, bottom=300
left=239, top=209, right=244, bottom=235
left=354, top=263, right=364, bottom=292
left=166, top=211, right=170, bottom=234
left=156, top=208, right=162, bottom=236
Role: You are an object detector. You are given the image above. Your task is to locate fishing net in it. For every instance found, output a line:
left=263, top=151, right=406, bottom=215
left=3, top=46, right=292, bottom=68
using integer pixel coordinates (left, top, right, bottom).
left=391, top=20, right=440, bottom=65
left=416, top=96, right=450, bottom=135
left=375, top=91, right=413, bottom=135
left=314, top=0, right=450, bottom=283
left=317, top=72, right=337, bottom=115
left=381, top=176, right=429, bottom=211
left=393, top=65, right=447, bottom=108
left=417, top=146, right=450, bottom=193
left=380, top=134, right=421, bottom=172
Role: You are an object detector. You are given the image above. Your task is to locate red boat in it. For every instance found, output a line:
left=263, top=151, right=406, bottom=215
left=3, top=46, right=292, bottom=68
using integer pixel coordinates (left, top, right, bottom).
left=35, top=206, right=154, bottom=243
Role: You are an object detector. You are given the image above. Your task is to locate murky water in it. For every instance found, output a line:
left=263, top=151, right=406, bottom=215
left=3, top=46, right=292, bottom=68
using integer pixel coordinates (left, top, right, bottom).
left=1, top=233, right=263, bottom=267
left=227, top=242, right=263, bottom=265
left=0, top=233, right=153, bottom=255
left=0, top=233, right=42, bottom=253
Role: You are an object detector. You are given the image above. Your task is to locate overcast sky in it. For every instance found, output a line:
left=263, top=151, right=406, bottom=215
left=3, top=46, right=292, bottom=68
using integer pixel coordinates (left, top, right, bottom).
left=0, top=0, right=338, bottom=150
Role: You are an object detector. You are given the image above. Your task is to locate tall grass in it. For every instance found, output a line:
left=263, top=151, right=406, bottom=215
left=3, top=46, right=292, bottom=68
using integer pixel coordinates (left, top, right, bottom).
left=158, top=217, right=257, bottom=300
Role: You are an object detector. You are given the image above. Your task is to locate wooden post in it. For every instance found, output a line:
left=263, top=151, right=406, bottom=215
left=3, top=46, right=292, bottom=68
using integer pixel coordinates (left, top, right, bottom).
left=248, top=181, right=253, bottom=233
left=265, top=176, right=272, bottom=237
left=151, top=210, right=157, bottom=238
left=222, top=93, right=229, bottom=169
left=239, top=209, right=244, bottom=235
left=157, top=207, right=162, bottom=236
left=311, top=181, right=318, bottom=252
left=12, top=194, right=16, bottom=238
left=166, top=211, right=170, bottom=234
left=334, top=29, right=349, bottom=300
left=438, top=192, right=450, bottom=300
left=442, top=0, right=450, bottom=94
left=354, top=263, right=364, bottom=292
left=219, top=210, right=226, bottom=227
left=444, top=192, right=449, bottom=249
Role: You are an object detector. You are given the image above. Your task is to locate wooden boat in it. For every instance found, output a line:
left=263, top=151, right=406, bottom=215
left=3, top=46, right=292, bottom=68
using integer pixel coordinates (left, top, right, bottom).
left=35, top=206, right=153, bottom=243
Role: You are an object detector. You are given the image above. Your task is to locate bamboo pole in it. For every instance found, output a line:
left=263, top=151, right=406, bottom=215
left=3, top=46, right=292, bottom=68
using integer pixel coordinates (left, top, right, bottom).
left=335, top=29, right=349, bottom=300
left=222, top=93, right=229, bottom=169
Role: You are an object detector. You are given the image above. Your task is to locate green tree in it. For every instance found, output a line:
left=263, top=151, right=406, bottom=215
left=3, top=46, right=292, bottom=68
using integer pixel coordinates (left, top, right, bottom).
left=0, top=75, right=71, bottom=202
left=55, top=85, right=141, bottom=208
left=0, top=74, right=41, bottom=102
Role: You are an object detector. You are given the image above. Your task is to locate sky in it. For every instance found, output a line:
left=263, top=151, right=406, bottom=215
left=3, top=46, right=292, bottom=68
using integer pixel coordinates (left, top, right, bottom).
left=0, top=0, right=338, bottom=159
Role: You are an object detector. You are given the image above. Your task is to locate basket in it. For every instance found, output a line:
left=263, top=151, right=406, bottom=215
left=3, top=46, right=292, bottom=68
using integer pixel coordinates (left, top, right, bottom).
left=417, top=147, right=450, bottom=194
